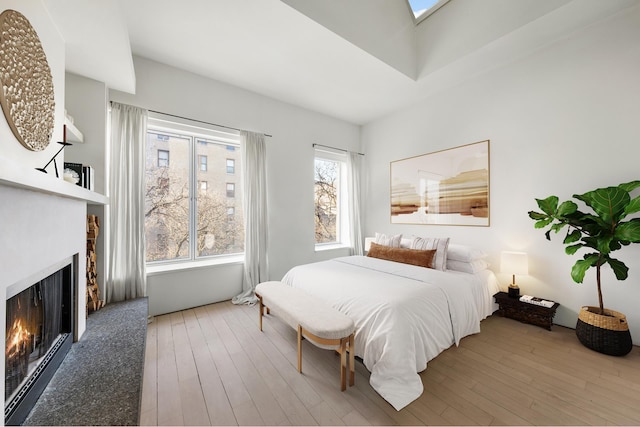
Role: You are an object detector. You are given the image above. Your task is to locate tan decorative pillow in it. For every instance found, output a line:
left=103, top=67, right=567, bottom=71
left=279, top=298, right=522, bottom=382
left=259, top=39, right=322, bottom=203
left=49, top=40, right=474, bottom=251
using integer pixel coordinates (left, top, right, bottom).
left=367, top=242, right=436, bottom=268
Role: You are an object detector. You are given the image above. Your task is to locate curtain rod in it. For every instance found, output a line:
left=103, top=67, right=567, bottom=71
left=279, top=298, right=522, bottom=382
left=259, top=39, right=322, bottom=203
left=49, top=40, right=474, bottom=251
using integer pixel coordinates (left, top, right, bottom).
left=313, top=143, right=364, bottom=156
left=110, top=101, right=272, bottom=138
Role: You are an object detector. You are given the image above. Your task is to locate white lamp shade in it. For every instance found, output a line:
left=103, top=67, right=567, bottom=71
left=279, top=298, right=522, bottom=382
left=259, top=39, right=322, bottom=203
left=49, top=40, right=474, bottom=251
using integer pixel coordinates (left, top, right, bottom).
left=501, top=251, right=529, bottom=275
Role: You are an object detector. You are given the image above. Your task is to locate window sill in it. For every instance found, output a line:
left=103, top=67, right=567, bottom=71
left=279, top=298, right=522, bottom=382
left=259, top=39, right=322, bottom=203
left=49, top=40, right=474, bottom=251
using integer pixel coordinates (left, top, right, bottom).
left=146, top=254, right=244, bottom=276
left=315, top=243, right=351, bottom=252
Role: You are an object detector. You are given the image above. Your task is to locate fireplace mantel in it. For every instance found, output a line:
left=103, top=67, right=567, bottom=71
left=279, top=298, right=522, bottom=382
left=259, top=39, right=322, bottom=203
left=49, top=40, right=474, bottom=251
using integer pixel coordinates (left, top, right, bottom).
left=0, top=157, right=108, bottom=205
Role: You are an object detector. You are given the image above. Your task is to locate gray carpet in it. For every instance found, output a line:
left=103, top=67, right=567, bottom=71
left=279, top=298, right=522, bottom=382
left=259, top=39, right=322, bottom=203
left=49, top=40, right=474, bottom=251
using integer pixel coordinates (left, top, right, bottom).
left=23, top=298, right=148, bottom=426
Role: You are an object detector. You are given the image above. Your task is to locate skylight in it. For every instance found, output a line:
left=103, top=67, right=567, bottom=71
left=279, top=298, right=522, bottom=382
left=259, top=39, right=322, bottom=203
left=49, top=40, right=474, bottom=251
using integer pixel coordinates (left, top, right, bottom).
left=407, top=0, right=449, bottom=22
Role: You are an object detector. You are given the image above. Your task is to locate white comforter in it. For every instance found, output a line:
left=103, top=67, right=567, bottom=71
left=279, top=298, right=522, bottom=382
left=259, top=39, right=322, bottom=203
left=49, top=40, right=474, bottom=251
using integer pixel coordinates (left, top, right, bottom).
left=281, top=255, right=499, bottom=410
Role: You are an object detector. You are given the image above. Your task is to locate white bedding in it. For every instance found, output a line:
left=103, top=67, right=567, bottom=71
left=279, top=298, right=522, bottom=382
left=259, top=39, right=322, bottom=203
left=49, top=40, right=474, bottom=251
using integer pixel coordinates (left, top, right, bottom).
left=281, top=255, right=500, bottom=410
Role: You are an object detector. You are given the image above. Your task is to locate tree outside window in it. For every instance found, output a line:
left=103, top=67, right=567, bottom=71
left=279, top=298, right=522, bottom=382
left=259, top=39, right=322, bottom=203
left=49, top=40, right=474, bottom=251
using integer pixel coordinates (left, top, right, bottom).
left=144, top=126, right=244, bottom=263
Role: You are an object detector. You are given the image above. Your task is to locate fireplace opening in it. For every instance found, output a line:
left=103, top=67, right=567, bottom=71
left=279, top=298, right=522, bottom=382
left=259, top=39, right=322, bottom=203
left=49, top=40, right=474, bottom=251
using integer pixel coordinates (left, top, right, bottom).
left=5, top=260, right=75, bottom=425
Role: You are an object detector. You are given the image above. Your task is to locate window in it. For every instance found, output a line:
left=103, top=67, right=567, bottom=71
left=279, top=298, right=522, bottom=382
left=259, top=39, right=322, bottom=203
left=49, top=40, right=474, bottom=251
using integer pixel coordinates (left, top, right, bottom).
left=226, top=183, right=235, bottom=198
left=199, top=155, right=208, bottom=172
left=314, top=149, right=348, bottom=246
left=144, top=119, right=243, bottom=263
left=226, top=159, right=235, bottom=174
left=157, top=149, right=169, bottom=167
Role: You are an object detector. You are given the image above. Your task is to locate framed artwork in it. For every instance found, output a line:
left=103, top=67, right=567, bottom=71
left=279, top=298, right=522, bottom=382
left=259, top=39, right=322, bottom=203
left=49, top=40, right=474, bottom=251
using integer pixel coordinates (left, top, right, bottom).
left=390, top=140, right=490, bottom=226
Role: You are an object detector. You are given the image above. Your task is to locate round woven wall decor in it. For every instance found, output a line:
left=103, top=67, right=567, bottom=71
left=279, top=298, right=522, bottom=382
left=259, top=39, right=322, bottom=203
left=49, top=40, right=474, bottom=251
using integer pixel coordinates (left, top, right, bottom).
left=0, top=9, right=55, bottom=151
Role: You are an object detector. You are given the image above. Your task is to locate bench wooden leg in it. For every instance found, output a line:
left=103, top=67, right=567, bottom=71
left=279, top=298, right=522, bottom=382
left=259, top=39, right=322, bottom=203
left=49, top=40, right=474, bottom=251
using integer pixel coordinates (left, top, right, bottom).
left=297, top=325, right=303, bottom=373
left=348, top=333, right=355, bottom=387
left=257, top=294, right=263, bottom=332
left=340, top=337, right=347, bottom=391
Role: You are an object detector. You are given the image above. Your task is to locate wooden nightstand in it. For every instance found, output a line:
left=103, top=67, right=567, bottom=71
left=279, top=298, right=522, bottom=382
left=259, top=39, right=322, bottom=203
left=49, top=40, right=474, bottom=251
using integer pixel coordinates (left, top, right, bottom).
left=493, top=291, right=559, bottom=330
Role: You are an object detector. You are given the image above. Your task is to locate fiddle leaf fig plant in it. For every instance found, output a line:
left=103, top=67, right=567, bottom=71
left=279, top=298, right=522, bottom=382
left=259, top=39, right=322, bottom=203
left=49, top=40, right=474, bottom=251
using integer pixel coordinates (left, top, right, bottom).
left=528, top=180, right=640, bottom=314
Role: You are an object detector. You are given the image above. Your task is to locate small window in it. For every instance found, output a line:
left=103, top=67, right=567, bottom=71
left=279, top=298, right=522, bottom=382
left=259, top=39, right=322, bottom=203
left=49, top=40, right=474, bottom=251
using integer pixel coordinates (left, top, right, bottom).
left=314, top=149, right=349, bottom=246
left=227, top=207, right=235, bottom=216
left=226, top=159, right=235, bottom=174
left=158, top=149, right=169, bottom=167
left=198, top=180, right=208, bottom=193
left=226, top=183, right=235, bottom=198
left=199, top=155, right=208, bottom=172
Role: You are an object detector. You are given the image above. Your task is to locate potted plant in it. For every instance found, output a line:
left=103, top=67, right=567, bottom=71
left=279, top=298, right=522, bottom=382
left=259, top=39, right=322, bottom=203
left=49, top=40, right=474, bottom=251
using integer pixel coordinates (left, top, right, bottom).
left=528, top=180, right=640, bottom=356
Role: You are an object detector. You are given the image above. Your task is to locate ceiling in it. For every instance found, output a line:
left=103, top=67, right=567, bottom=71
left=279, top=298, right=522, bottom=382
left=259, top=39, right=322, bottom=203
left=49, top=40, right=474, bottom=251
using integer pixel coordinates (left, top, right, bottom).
left=43, top=0, right=638, bottom=125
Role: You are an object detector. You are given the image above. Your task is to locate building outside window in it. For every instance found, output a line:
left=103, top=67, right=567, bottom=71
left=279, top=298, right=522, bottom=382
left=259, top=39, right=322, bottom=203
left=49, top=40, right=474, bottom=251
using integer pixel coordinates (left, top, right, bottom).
left=314, top=148, right=348, bottom=246
left=226, top=183, right=235, bottom=198
left=158, top=149, right=169, bottom=167
left=144, top=121, right=243, bottom=264
left=199, top=155, right=208, bottom=172
left=226, top=158, right=235, bottom=174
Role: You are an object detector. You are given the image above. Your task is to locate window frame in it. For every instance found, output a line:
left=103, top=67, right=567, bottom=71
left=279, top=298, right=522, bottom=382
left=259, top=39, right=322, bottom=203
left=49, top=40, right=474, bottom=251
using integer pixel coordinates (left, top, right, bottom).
left=313, top=148, right=350, bottom=250
left=145, top=116, right=244, bottom=268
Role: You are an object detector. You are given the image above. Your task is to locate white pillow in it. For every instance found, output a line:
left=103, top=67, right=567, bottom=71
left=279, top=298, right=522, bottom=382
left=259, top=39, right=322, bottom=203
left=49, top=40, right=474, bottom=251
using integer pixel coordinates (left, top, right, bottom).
left=447, top=244, right=487, bottom=262
left=410, top=237, right=450, bottom=271
left=447, top=259, right=489, bottom=274
left=375, top=232, right=402, bottom=248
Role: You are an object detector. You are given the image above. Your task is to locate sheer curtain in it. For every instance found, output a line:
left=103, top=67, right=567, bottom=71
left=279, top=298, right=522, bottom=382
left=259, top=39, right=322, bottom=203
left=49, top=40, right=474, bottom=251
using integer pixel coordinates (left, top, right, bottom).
left=106, top=102, right=148, bottom=302
left=347, top=151, right=364, bottom=255
left=232, top=131, right=268, bottom=305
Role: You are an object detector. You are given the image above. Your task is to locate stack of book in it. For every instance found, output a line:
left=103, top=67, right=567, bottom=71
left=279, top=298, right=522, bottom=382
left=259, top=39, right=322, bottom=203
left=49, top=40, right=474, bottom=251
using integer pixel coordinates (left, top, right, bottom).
left=63, top=162, right=95, bottom=191
left=519, top=295, right=555, bottom=308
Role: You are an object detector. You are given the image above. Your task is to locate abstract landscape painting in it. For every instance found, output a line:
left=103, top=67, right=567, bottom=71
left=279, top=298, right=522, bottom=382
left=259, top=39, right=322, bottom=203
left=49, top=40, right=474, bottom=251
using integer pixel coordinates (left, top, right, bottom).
left=390, top=140, right=490, bottom=226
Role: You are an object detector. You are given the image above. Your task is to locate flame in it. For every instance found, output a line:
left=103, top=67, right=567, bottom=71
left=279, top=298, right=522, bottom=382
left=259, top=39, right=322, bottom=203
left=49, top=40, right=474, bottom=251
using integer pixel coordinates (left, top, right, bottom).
left=6, top=318, right=31, bottom=358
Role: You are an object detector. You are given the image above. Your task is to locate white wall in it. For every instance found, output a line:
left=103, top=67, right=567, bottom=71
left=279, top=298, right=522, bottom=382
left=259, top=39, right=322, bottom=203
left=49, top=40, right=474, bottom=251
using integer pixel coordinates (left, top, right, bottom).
left=363, top=6, right=640, bottom=342
left=65, top=73, right=109, bottom=300
left=282, top=0, right=417, bottom=78
left=110, top=56, right=360, bottom=316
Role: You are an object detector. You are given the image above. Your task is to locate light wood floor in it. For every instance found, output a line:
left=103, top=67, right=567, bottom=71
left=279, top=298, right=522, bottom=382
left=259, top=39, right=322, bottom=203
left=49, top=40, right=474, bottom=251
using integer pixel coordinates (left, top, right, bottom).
left=139, top=300, right=640, bottom=426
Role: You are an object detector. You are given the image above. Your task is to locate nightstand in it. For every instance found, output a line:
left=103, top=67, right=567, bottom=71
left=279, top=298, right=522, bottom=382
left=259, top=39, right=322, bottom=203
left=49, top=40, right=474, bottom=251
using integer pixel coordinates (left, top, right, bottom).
left=493, top=291, right=559, bottom=330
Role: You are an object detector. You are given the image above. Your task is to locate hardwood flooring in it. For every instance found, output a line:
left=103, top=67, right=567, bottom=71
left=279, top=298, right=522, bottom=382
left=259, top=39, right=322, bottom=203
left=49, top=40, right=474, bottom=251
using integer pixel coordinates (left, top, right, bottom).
left=139, top=300, right=640, bottom=426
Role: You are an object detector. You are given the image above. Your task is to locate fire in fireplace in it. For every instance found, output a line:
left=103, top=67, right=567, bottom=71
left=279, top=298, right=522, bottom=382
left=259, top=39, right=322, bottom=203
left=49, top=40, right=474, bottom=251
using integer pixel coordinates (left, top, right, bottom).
left=4, top=259, right=75, bottom=425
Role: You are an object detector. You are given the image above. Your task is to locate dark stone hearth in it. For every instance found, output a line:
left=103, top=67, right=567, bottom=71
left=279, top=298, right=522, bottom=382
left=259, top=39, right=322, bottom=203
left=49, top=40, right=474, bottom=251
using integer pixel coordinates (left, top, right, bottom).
left=23, top=298, right=148, bottom=426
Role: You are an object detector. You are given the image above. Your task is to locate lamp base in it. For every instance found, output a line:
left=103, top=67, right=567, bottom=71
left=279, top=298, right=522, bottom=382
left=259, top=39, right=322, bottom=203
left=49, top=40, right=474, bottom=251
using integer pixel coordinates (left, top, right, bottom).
left=508, top=286, right=520, bottom=298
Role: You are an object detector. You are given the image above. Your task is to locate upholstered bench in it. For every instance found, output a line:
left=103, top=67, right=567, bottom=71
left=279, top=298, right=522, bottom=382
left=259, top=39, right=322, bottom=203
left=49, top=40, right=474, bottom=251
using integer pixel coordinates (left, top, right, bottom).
left=255, top=281, right=355, bottom=391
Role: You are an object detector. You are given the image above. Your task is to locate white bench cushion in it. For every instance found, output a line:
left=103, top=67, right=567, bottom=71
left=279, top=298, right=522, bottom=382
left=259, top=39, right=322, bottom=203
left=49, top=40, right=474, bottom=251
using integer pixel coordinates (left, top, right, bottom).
left=256, top=281, right=354, bottom=340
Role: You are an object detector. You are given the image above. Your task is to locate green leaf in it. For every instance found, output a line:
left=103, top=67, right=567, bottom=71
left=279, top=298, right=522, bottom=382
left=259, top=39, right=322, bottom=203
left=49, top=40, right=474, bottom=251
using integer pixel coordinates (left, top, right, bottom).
left=557, top=201, right=578, bottom=217
left=563, top=230, right=582, bottom=244
left=623, top=195, right=640, bottom=219
left=571, top=254, right=599, bottom=283
left=550, top=222, right=567, bottom=234
left=575, top=187, right=629, bottom=225
left=618, top=180, right=640, bottom=193
left=565, top=244, right=583, bottom=255
left=536, top=196, right=558, bottom=216
left=614, top=219, right=640, bottom=243
left=535, top=218, right=553, bottom=229
left=528, top=211, right=548, bottom=220
left=606, top=257, right=629, bottom=281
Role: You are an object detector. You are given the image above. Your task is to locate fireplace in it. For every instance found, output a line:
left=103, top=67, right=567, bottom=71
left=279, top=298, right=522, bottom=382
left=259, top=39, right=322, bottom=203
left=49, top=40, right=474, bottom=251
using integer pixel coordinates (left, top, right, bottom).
left=4, top=257, right=76, bottom=425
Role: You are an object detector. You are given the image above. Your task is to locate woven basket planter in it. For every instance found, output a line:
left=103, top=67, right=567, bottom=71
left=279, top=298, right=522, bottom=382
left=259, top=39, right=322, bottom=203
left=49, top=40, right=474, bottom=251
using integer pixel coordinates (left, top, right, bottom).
left=576, top=306, right=633, bottom=356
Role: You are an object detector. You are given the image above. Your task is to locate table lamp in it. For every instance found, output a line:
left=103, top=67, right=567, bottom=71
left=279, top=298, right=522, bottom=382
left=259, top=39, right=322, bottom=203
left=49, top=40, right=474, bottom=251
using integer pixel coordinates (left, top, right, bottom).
left=501, top=251, right=528, bottom=298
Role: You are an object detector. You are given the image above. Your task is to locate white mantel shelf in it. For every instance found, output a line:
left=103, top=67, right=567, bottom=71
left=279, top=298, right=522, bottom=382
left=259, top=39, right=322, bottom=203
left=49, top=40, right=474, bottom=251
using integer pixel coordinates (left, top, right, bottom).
left=0, top=157, right=108, bottom=205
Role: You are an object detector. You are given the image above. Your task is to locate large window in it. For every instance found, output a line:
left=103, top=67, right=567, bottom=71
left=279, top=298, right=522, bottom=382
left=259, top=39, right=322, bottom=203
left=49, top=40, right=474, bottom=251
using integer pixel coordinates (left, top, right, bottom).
left=314, top=149, right=348, bottom=246
left=144, top=119, right=244, bottom=263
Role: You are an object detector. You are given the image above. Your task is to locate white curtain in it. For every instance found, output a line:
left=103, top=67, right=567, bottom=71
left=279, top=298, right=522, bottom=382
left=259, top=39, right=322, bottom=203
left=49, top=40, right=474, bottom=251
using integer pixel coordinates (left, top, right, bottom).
left=347, top=151, right=364, bottom=255
left=232, top=131, right=268, bottom=305
left=106, top=102, right=148, bottom=302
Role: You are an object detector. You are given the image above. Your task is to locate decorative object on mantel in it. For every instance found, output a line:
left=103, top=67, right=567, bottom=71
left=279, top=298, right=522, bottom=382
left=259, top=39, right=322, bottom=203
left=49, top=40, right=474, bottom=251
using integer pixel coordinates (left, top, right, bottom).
left=501, top=251, right=528, bottom=298
left=36, top=141, right=72, bottom=177
left=529, top=181, right=640, bottom=356
left=0, top=9, right=56, bottom=151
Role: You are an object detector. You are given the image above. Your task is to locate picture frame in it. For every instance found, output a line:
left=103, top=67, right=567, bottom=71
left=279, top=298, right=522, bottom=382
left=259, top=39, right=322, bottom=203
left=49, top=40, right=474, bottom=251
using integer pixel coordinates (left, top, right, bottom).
left=390, top=140, right=490, bottom=226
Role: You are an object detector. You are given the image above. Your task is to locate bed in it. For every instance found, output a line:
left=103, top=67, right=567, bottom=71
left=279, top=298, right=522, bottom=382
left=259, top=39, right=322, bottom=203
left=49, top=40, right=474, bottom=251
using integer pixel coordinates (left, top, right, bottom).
left=281, top=253, right=500, bottom=411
